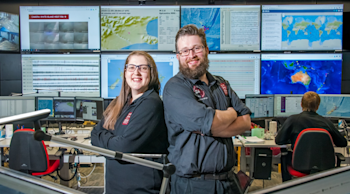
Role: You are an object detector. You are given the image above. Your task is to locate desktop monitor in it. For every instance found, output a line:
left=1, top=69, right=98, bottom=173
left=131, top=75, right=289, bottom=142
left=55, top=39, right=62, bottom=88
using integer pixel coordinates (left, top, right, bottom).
left=53, top=97, right=75, bottom=120
left=318, top=94, right=350, bottom=119
left=101, top=54, right=179, bottom=99
left=261, top=4, right=343, bottom=51
left=36, top=97, right=54, bottom=118
left=0, top=97, right=35, bottom=118
left=245, top=94, right=274, bottom=119
left=22, top=54, right=101, bottom=97
left=208, top=54, right=260, bottom=99
left=20, top=6, right=100, bottom=52
left=274, top=94, right=303, bottom=117
left=0, top=12, right=19, bottom=52
left=261, top=54, right=342, bottom=95
left=75, top=97, right=104, bottom=121
left=181, top=5, right=260, bottom=51
left=100, top=6, right=180, bottom=51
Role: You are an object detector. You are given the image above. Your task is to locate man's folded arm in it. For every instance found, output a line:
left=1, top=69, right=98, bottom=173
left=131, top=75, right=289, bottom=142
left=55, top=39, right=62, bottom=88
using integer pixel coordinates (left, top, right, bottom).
left=211, top=114, right=251, bottom=137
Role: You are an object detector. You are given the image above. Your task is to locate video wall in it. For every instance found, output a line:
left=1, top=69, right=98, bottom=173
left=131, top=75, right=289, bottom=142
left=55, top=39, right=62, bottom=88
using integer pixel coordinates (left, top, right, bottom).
left=0, top=4, right=346, bottom=100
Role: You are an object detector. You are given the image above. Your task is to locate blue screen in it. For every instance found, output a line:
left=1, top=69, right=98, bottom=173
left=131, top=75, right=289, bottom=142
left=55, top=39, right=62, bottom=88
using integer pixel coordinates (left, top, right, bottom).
left=37, top=98, right=53, bottom=117
left=318, top=95, right=350, bottom=118
left=261, top=59, right=342, bottom=94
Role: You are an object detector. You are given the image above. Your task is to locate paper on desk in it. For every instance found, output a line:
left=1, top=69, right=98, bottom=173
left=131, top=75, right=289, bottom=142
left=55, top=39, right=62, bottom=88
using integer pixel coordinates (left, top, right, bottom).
left=238, top=136, right=265, bottom=143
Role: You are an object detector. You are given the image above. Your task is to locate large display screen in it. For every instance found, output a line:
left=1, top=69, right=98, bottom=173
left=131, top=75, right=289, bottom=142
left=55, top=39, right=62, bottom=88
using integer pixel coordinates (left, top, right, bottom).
left=274, top=94, right=303, bottom=117
left=181, top=5, right=260, bottom=51
left=0, top=97, right=35, bottom=118
left=245, top=94, right=274, bottom=118
left=101, top=54, right=178, bottom=98
left=318, top=94, right=350, bottom=118
left=101, top=6, right=179, bottom=51
left=261, top=54, right=342, bottom=95
left=20, top=6, right=100, bottom=52
left=262, top=4, right=343, bottom=51
left=208, top=54, right=260, bottom=98
left=0, top=12, right=19, bottom=51
left=22, top=54, right=100, bottom=97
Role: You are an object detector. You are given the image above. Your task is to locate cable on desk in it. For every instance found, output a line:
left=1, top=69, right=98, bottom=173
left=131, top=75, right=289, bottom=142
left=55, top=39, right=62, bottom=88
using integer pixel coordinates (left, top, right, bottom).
left=78, top=163, right=96, bottom=179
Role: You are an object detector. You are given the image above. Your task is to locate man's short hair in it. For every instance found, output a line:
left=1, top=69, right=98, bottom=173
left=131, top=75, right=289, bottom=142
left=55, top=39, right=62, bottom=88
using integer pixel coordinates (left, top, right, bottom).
left=301, top=91, right=321, bottom=112
left=175, top=24, right=207, bottom=52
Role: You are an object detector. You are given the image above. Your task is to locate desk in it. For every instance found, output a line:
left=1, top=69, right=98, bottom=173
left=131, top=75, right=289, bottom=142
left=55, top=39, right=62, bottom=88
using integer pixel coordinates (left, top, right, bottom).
left=237, top=137, right=350, bottom=179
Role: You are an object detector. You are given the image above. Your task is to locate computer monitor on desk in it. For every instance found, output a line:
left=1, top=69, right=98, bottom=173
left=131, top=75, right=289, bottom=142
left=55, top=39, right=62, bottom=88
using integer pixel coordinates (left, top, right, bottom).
left=318, top=94, right=350, bottom=119
left=75, top=97, right=104, bottom=121
left=245, top=94, right=274, bottom=119
left=274, top=95, right=303, bottom=117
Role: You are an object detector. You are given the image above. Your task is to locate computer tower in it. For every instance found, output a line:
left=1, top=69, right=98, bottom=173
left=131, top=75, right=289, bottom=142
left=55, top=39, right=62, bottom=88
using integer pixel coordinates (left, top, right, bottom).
left=253, top=148, right=272, bottom=179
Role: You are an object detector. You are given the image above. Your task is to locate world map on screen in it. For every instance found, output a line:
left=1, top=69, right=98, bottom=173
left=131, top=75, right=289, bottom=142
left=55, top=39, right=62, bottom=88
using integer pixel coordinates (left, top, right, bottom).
left=282, top=15, right=342, bottom=49
left=318, top=96, right=350, bottom=118
left=101, top=16, right=158, bottom=50
left=181, top=8, right=220, bottom=50
left=107, top=60, right=173, bottom=98
left=261, top=60, right=342, bottom=94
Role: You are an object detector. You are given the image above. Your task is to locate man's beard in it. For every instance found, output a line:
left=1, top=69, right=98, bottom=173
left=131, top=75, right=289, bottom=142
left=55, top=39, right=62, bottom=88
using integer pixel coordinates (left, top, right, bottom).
left=179, top=55, right=209, bottom=79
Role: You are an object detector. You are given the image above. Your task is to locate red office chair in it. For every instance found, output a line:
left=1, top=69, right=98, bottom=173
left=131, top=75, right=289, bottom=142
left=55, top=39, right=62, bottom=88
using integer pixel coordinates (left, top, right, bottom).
left=288, top=128, right=345, bottom=177
left=9, top=129, right=65, bottom=177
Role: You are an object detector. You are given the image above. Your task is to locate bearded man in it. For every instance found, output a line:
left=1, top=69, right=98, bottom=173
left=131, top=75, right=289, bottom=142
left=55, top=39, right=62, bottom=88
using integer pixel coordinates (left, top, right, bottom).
left=163, top=24, right=252, bottom=194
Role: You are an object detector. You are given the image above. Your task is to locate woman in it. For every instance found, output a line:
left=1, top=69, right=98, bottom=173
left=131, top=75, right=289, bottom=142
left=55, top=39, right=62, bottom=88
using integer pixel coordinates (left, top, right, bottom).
left=91, top=51, right=168, bottom=194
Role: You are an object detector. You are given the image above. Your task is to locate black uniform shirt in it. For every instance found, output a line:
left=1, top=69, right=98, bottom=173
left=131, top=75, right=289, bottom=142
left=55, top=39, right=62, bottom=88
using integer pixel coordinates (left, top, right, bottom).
left=275, top=111, right=347, bottom=149
left=163, top=72, right=251, bottom=177
left=91, top=89, right=168, bottom=194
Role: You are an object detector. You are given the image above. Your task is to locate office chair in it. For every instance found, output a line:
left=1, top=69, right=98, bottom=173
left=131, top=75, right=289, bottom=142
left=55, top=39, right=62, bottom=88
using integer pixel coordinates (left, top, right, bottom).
left=288, top=128, right=345, bottom=177
left=9, top=129, right=65, bottom=177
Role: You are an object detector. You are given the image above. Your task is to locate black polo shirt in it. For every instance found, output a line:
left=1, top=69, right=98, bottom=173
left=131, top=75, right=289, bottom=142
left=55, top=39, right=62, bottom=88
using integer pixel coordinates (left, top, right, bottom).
left=275, top=111, right=347, bottom=149
left=91, top=89, right=168, bottom=193
left=163, top=72, right=251, bottom=177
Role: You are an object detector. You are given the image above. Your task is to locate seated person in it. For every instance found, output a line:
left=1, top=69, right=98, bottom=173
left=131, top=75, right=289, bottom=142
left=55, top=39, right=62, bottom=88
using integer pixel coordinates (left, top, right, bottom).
left=275, top=91, right=347, bottom=181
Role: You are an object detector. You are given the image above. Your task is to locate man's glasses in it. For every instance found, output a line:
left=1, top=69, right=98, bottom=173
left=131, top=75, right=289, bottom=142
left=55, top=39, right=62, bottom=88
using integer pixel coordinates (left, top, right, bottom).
left=177, top=45, right=204, bottom=56
left=125, top=64, right=151, bottom=72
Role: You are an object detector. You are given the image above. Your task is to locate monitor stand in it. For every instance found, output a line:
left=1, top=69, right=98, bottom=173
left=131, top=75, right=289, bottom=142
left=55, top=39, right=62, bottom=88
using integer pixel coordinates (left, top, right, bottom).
left=55, top=122, right=65, bottom=135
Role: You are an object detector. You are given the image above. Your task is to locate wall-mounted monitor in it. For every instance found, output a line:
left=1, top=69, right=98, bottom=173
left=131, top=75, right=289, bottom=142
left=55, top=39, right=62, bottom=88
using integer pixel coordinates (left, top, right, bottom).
left=318, top=94, right=350, bottom=119
left=208, top=54, right=260, bottom=98
left=75, top=97, right=104, bottom=121
left=261, top=54, right=342, bottom=95
left=101, top=54, right=178, bottom=99
left=53, top=97, right=75, bottom=120
left=261, top=4, right=343, bottom=51
left=245, top=94, right=274, bottom=119
left=274, top=94, right=303, bottom=117
left=0, top=12, right=19, bottom=52
left=22, top=54, right=101, bottom=97
left=101, top=6, right=179, bottom=51
left=0, top=97, right=35, bottom=118
left=181, top=5, right=260, bottom=51
left=20, top=6, right=100, bottom=52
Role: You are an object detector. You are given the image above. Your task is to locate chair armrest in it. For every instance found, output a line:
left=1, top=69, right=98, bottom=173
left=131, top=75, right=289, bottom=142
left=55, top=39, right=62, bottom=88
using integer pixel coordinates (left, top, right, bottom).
left=55, top=148, right=67, bottom=157
left=335, top=152, right=345, bottom=167
left=55, top=148, right=67, bottom=170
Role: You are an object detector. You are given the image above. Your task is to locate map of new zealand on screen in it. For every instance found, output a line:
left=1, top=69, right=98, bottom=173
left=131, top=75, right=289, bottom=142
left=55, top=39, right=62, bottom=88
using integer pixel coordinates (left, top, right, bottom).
left=318, top=96, right=350, bottom=118
left=181, top=8, right=220, bottom=51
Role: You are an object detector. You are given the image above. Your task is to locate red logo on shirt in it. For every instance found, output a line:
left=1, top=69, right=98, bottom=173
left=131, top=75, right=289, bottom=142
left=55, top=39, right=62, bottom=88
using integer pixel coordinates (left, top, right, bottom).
left=193, top=86, right=205, bottom=98
left=220, top=83, right=228, bottom=96
left=122, top=112, right=132, bottom=125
